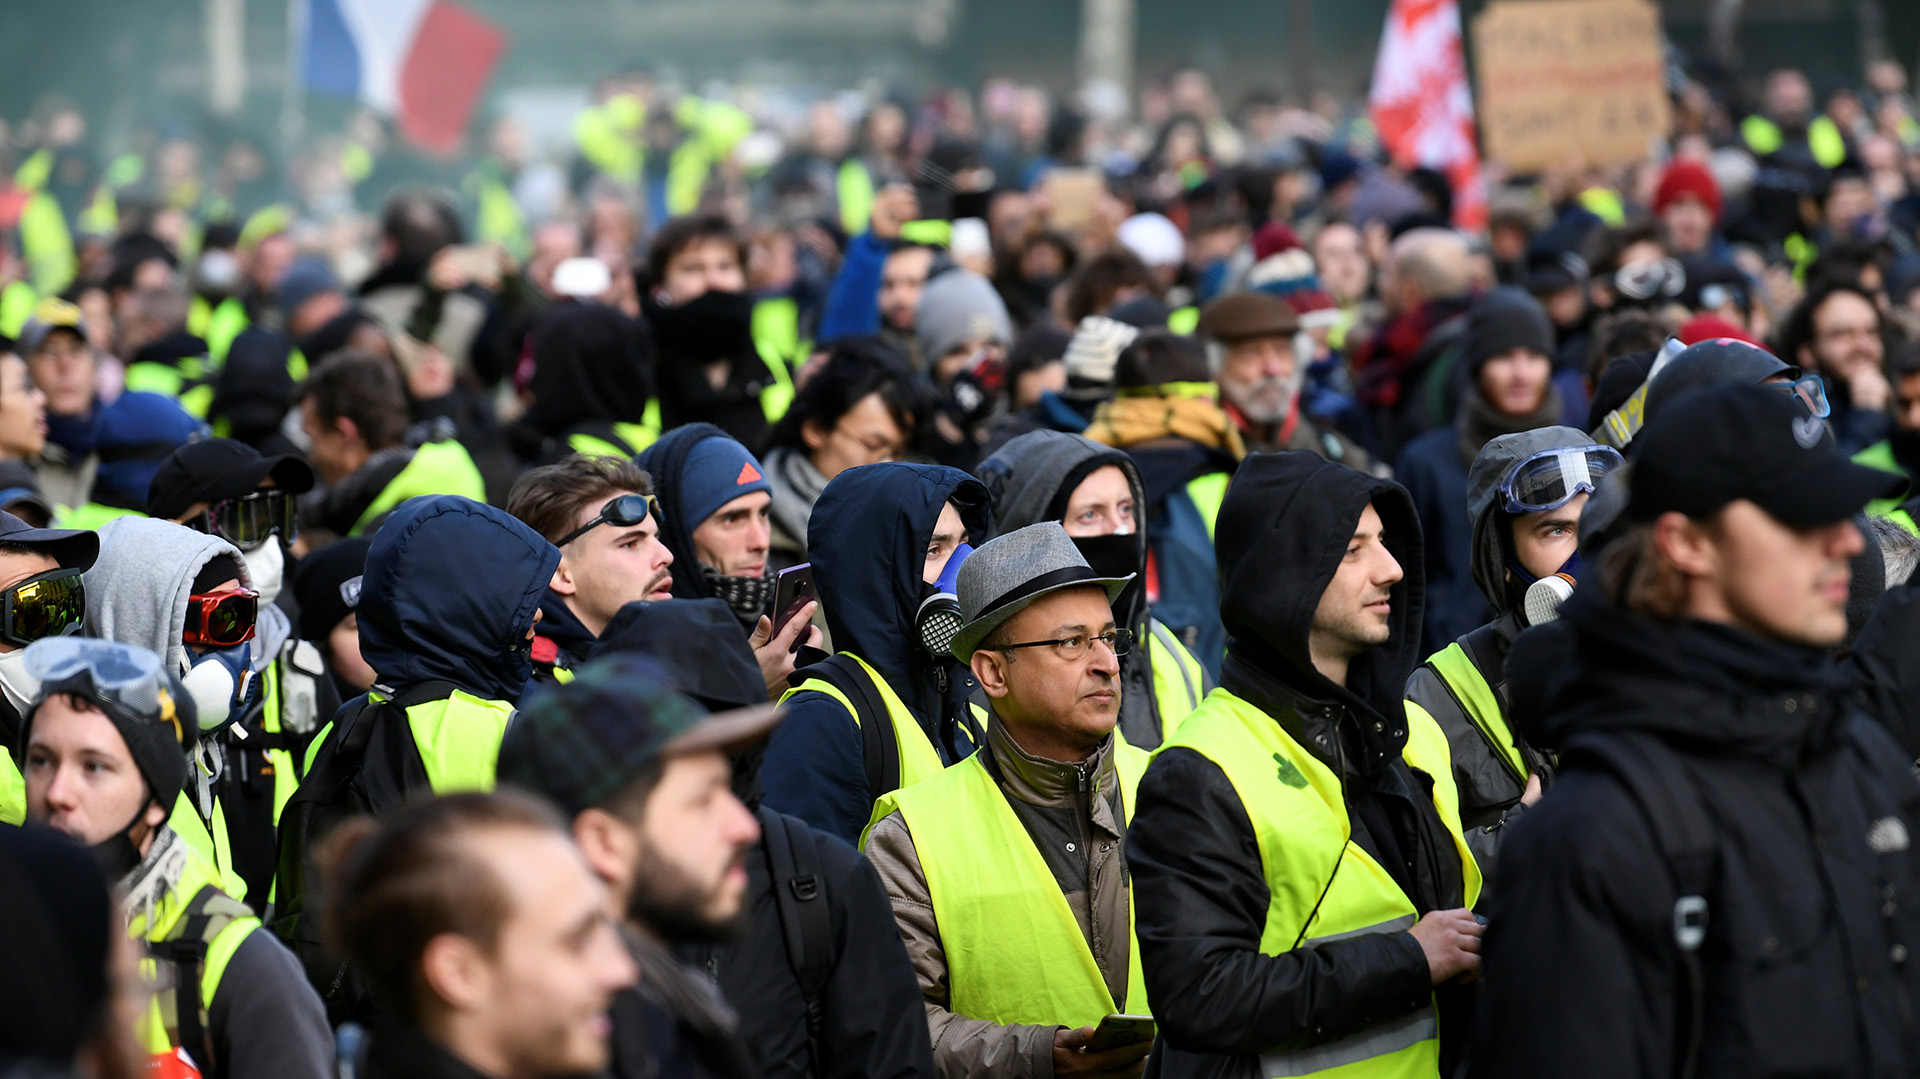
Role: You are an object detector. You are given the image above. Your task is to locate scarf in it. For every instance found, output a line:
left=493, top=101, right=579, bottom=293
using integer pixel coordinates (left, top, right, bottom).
left=118, top=826, right=186, bottom=934
left=1084, top=394, right=1249, bottom=460
left=701, top=564, right=773, bottom=630
left=1350, top=297, right=1472, bottom=409
left=1455, top=384, right=1566, bottom=468
left=763, top=446, right=829, bottom=554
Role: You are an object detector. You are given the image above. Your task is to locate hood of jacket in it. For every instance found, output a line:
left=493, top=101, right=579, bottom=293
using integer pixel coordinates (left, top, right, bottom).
left=87, top=517, right=251, bottom=676
left=807, top=462, right=991, bottom=695
left=358, top=496, right=561, bottom=702
left=1465, top=426, right=1595, bottom=612
left=636, top=422, right=728, bottom=602
left=591, top=597, right=765, bottom=713
left=1528, top=587, right=1850, bottom=765
left=521, top=301, right=653, bottom=437
left=1215, top=451, right=1424, bottom=731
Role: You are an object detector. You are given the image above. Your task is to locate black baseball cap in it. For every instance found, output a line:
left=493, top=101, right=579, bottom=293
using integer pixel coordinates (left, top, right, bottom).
left=0, top=511, right=97, bottom=572
left=1630, top=382, right=1907, bottom=528
left=146, top=438, right=316, bottom=522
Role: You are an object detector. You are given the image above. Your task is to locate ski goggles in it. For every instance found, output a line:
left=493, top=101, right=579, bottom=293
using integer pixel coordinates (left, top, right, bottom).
left=182, top=588, right=259, bottom=649
left=1501, top=445, right=1625, bottom=515
left=189, top=489, right=297, bottom=550
left=1775, top=373, right=1831, bottom=420
left=555, top=494, right=659, bottom=548
left=25, top=636, right=182, bottom=743
left=0, top=568, right=86, bottom=648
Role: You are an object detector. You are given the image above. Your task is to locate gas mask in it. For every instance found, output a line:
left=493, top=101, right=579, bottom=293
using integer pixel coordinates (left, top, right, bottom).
left=916, top=543, right=973, bottom=658
left=1509, top=551, right=1583, bottom=627
left=182, top=642, right=258, bottom=734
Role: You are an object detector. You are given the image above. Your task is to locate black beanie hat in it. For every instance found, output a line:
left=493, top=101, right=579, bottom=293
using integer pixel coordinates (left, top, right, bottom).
left=293, top=537, right=373, bottom=643
left=23, top=668, right=194, bottom=815
left=1467, top=287, right=1556, bottom=376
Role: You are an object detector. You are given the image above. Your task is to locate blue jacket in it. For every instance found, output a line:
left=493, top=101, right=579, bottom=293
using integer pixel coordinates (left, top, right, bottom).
left=358, top=495, right=561, bottom=704
left=1395, top=426, right=1486, bottom=656
left=758, top=462, right=991, bottom=841
left=815, top=231, right=891, bottom=344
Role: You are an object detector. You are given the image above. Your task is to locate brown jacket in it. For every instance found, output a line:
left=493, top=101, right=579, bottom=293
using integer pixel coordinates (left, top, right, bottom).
left=865, top=722, right=1134, bottom=1079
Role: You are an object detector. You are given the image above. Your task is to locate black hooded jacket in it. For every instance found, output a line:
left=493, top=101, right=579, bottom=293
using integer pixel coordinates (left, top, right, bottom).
left=1128, top=452, right=1470, bottom=1079
left=757, top=463, right=991, bottom=843
left=1473, top=587, right=1920, bottom=1079
left=508, top=301, right=654, bottom=464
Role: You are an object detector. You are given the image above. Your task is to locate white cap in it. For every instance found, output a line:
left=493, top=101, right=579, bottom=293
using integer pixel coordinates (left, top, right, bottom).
left=1117, top=213, right=1186, bottom=268
left=551, top=257, right=612, bottom=299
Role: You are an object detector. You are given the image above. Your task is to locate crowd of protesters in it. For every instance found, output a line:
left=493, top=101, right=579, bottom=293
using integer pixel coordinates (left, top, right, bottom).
left=8, top=45, right=1920, bottom=1079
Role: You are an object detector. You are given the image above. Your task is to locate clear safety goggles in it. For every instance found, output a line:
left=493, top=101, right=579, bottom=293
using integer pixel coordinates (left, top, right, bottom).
left=25, top=637, right=182, bottom=743
left=1501, top=445, right=1624, bottom=515
left=1776, top=374, right=1831, bottom=420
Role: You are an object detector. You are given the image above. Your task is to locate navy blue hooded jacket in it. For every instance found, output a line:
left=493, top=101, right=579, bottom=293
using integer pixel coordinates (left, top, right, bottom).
left=758, top=463, right=991, bottom=842
left=358, top=495, right=561, bottom=704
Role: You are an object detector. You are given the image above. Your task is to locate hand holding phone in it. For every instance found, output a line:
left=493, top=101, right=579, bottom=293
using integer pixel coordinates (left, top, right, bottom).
left=771, top=564, right=816, bottom=641
left=1083, top=1014, right=1155, bottom=1053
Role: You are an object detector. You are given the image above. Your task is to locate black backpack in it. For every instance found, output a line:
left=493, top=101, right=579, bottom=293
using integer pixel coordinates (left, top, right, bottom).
left=758, top=806, right=836, bottom=1075
left=790, top=655, right=904, bottom=802
left=271, top=680, right=458, bottom=1025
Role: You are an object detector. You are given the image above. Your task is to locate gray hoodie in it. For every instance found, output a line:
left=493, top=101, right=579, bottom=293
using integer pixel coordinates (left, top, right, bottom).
left=87, top=516, right=251, bottom=677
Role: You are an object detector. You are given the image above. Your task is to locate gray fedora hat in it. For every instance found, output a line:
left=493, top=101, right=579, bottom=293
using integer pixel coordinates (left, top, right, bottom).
left=949, top=522, right=1133, bottom=661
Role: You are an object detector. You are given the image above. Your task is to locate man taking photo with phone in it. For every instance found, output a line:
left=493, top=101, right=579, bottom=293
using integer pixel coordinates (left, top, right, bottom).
left=863, top=523, right=1154, bottom=1079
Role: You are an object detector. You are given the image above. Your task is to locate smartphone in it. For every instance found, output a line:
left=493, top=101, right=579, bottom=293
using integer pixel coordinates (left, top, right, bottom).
left=1084, top=1014, right=1155, bottom=1053
left=770, top=563, right=815, bottom=641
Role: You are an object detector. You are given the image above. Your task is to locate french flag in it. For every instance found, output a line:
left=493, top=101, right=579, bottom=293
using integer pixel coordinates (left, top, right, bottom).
left=297, top=0, right=508, bottom=155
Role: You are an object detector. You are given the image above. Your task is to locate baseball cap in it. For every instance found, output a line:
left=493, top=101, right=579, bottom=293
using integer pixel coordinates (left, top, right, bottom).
left=16, top=297, right=87, bottom=357
left=146, top=438, right=316, bottom=522
left=1630, top=382, right=1907, bottom=528
left=0, top=509, right=97, bottom=572
left=497, top=653, right=782, bottom=818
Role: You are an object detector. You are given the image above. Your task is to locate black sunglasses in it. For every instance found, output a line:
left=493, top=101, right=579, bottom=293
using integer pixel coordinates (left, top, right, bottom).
left=555, top=494, right=659, bottom=548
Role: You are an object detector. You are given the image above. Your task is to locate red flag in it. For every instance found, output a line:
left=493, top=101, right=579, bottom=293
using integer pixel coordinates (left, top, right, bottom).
left=395, top=0, right=508, bottom=156
left=1369, top=0, right=1486, bottom=230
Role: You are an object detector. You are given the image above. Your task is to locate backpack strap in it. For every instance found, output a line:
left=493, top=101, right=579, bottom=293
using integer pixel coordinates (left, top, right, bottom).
left=794, top=655, right=901, bottom=799
left=758, top=807, right=835, bottom=1074
left=151, top=885, right=251, bottom=1078
left=1560, top=731, right=1716, bottom=1079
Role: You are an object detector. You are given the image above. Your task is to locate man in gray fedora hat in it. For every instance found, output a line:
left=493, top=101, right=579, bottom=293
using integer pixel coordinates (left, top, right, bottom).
left=861, top=522, right=1156, bottom=1079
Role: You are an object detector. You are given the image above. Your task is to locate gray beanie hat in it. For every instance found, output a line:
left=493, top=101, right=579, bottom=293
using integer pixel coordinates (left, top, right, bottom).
left=917, top=270, right=1013, bottom=363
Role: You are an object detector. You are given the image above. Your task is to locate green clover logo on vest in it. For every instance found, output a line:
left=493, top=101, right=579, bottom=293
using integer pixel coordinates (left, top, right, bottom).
left=1273, top=753, right=1309, bottom=789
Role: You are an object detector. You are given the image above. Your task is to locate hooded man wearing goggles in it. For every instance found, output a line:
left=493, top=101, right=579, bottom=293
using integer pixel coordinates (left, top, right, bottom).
left=20, top=636, right=331, bottom=1079
left=85, top=516, right=269, bottom=910
left=1405, top=429, right=1620, bottom=871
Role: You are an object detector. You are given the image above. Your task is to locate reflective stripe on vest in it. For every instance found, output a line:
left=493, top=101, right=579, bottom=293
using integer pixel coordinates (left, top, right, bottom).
left=261, top=660, right=303, bottom=824
left=866, top=743, right=1152, bottom=1027
left=1184, top=472, right=1231, bottom=544
left=1160, top=691, right=1479, bottom=1077
left=132, top=844, right=257, bottom=1069
left=350, top=440, right=489, bottom=536
left=1146, top=620, right=1206, bottom=737
left=780, top=653, right=949, bottom=793
left=1424, top=642, right=1525, bottom=784
left=0, top=747, right=22, bottom=825
left=169, top=792, right=248, bottom=903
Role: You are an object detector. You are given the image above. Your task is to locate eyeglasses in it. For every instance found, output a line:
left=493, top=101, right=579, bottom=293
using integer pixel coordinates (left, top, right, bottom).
left=25, top=636, right=183, bottom=745
left=190, top=489, right=297, bottom=550
left=1501, top=446, right=1624, bottom=515
left=555, top=494, right=659, bottom=548
left=831, top=423, right=902, bottom=463
left=0, top=568, right=85, bottom=648
left=183, top=588, right=259, bottom=649
left=992, top=628, right=1133, bottom=660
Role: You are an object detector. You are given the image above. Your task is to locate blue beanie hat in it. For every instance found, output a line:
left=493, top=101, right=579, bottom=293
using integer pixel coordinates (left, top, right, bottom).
left=679, top=435, right=773, bottom=529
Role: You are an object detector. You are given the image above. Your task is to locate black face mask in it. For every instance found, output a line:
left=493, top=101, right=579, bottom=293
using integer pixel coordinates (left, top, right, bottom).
left=1071, top=533, right=1145, bottom=619
left=88, top=808, right=150, bottom=881
left=647, top=290, right=756, bottom=363
left=701, top=564, right=772, bottom=630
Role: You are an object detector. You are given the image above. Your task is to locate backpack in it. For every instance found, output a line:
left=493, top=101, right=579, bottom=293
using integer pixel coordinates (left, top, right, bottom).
left=271, top=680, right=458, bottom=1025
left=758, top=806, right=836, bottom=1076
left=790, top=655, right=905, bottom=801
left=1558, top=730, right=1715, bottom=1079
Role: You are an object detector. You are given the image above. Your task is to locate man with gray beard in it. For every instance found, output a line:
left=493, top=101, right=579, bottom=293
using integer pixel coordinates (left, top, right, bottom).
left=1198, top=291, right=1377, bottom=472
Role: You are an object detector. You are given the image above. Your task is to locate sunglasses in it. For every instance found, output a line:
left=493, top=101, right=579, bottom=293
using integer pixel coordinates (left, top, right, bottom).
left=189, top=489, right=296, bottom=550
left=555, top=494, right=658, bottom=548
left=183, top=588, right=259, bottom=649
left=0, top=568, right=86, bottom=648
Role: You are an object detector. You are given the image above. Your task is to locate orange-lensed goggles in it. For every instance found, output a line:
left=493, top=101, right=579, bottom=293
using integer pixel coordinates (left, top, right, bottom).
left=182, top=588, right=259, bottom=649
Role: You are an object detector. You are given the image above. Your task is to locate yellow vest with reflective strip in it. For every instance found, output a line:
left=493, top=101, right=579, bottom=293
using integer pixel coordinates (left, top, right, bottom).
left=1424, top=642, right=1526, bottom=784
left=1159, top=689, right=1480, bottom=1078
left=205, top=297, right=250, bottom=367
left=1145, top=620, right=1207, bottom=738
left=781, top=653, right=950, bottom=794
left=838, top=158, right=877, bottom=237
left=299, top=687, right=513, bottom=794
left=753, top=296, right=803, bottom=423
left=0, top=748, right=22, bottom=825
left=349, top=440, right=488, bottom=536
left=170, top=791, right=248, bottom=903
left=130, top=842, right=257, bottom=1064
left=1853, top=440, right=1911, bottom=524
left=865, top=741, right=1152, bottom=1028
left=1185, top=472, right=1230, bottom=543
left=568, top=422, right=659, bottom=461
